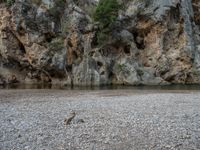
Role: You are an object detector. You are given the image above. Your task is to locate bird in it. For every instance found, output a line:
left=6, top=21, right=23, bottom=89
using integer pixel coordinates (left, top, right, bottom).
left=64, top=111, right=76, bottom=126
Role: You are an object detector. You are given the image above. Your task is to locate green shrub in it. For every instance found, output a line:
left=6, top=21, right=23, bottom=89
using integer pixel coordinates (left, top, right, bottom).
left=96, top=30, right=108, bottom=46
left=5, top=0, right=15, bottom=7
left=0, top=0, right=15, bottom=7
left=93, top=0, right=121, bottom=46
left=61, top=21, right=71, bottom=33
left=94, top=0, right=121, bottom=28
left=48, top=38, right=64, bottom=51
left=85, top=5, right=97, bottom=21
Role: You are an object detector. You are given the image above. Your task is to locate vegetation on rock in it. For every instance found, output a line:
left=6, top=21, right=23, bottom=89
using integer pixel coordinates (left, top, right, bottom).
left=0, top=0, right=15, bottom=7
left=93, top=0, right=121, bottom=45
left=94, top=0, right=121, bottom=28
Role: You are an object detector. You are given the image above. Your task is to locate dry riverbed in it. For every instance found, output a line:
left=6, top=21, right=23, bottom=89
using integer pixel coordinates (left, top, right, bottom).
left=0, top=89, right=200, bottom=150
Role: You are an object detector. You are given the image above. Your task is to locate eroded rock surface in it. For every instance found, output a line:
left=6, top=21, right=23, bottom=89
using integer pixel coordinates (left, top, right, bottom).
left=0, top=0, right=200, bottom=86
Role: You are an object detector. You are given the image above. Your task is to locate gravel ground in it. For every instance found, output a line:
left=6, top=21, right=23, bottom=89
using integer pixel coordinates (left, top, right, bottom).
left=0, top=89, right=200, bottom=150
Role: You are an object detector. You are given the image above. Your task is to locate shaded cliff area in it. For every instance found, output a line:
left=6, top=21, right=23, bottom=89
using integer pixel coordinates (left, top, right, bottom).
left=0, top=0, right=200, bottom=86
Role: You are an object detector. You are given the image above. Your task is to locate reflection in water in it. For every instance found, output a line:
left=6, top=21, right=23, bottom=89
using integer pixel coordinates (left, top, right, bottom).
left=1, top=84, right=200, bottom=91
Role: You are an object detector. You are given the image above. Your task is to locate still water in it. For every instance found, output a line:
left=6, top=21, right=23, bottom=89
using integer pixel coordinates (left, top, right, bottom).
left=1, top=83, right=200, bottom=91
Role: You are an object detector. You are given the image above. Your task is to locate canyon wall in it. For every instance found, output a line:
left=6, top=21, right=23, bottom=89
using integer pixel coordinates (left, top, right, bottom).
left=0, top=0, right=200, bottom=86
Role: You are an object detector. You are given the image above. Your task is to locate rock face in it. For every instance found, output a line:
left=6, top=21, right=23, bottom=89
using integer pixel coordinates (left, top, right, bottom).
left=0, top=0, right=200, bottom=86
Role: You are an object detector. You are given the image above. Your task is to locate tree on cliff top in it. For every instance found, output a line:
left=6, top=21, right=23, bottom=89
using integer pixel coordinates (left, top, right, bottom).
left=94, top=0, right=121, bottom=28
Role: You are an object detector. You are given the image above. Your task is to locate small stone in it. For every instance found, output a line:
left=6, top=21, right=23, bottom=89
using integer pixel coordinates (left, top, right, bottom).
left=18, top=134, right=22, bottom=138
left=76, top=119, right=85, bottom=124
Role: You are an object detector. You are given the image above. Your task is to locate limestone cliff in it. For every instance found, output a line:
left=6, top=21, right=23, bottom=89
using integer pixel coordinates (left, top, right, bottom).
left=0, top=0, right=200, bottom=86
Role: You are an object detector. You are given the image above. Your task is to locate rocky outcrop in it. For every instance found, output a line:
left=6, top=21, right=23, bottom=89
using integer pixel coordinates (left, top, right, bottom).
left=193, top=0, right=200, bottom=25
left=0, top=0, right=200, bottom=86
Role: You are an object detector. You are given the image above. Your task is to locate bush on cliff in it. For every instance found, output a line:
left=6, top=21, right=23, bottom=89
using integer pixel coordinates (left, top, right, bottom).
left=7, top=0, right=15, bottom=7
left=94, top=0, right=121, bottom=28
left=93, top=0, right=121, bottom=45
left=0, top=0, right=15, bottom=7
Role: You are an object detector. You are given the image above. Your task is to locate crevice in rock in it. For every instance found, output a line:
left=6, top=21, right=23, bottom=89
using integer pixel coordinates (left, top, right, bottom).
left=124, top=45, right=131, bottom=55
left=44, top=33, right=54, bottom=43
left=100, top=71, right=105, bottom=75
left=11, top=30, right=27, bottom=55
left=108, top=72, right=116, bottom=82
left=17, top=26, right=26, bottom=36
left=68, top=40, right=73, bottom=47
left=19, top=42, right=26, bottom=54
left=192, top=0, right=200, bottom=25
left=97, top=61, right=103, bottom=68
left=66, top=64, right=72, bottom=73
left=133, top=31, right=145, bottom=50
left=2, top=28, right=27, bottom=57
left=72, top=51, right=78, bottom=61
left=91, top=33, right=98, bottom=48
left=169, top=5, right=181, bottom=23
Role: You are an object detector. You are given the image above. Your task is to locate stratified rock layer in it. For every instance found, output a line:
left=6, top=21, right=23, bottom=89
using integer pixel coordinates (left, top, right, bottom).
left=0, top=0, right=200, bottom=86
